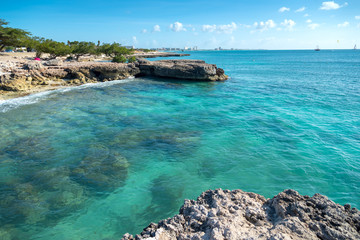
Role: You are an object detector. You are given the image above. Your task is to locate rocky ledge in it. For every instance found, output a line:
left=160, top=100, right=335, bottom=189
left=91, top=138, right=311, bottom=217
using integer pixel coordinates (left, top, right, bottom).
left=122, top=189, right=360, bottom=240
left=0, top=59, right=227, bottom=97
left=138, top=59, right=228, bottom=81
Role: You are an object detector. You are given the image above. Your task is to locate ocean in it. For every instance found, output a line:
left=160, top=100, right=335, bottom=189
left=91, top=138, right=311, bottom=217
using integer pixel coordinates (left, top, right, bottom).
left=0, top=50, right=359, bottom=239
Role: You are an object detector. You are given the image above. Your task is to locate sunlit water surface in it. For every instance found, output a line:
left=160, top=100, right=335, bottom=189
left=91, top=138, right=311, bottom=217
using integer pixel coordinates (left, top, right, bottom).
left=0, top=50, right=359, bottom=239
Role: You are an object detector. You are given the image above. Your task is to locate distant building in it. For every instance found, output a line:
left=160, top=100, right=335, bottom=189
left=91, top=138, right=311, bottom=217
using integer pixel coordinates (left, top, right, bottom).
left=124, top=46, right=135, bottom=49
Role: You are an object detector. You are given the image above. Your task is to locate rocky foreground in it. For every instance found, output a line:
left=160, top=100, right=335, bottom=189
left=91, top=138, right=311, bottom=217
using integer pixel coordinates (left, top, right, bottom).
left=122, top=189, right=360, bottom=240
left=0, top=58, right=227, bottom=99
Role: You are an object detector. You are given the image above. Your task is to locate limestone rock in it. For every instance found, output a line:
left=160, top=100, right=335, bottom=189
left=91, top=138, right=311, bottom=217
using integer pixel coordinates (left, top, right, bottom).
left=44, top=59, right=63, bottom=66
left=1, top=59, right=229, bottom=94
left=138, top=59, right=228, bottom=81
left=65, top=62, right=141, bottom=82
left=23, top=61, right=44, bottom=70
left=0, top=78, right=31, bottom=91
left=122, top=189, right=360, bottom=240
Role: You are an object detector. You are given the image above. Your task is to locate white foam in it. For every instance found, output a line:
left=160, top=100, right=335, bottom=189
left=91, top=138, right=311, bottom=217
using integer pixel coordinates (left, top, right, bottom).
left=0, top=78, right=135, bottom=113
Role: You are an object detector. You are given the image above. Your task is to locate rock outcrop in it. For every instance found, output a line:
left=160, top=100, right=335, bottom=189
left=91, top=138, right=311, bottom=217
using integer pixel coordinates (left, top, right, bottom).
left=138, top=59, right=228, bottom=81
left=0, top=59, right=228, bottom=95
left=122, top=189, right=360, bottom=240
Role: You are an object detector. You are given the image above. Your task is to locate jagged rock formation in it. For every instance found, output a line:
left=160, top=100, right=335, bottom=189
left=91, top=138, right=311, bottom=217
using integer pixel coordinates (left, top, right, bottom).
left=138, top=59, right=228, bottom=81
left=0, top=59, right=227, bottom=95
left=0, top=61, right=140, bottom=91
left=122, top=189, right=360, bottom=240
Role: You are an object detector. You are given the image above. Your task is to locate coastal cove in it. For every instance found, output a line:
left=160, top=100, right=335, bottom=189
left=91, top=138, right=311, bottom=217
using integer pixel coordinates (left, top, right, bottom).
left=0, top=50, right=360, bottom=239
left=0, top=52, right=225, bottom=101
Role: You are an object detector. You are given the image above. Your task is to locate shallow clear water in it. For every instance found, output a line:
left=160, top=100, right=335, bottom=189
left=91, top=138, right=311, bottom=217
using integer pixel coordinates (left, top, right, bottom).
left=0, top=50, right=359, bottom=239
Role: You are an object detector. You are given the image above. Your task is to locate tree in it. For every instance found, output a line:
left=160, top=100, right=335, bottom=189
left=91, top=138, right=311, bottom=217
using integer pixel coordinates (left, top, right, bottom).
left=68, top=41, right=97, bottom=60
left=0, top=19, right=30, bottom=51
left=30, top=38, right=71, bottom=59
left=98, top=42, right=134, bottom=58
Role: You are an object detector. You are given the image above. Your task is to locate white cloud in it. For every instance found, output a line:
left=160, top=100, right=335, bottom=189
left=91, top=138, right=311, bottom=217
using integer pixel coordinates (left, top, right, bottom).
left=218, top=22, right=237, bottom=33
left=295, top=7, right=306, bottom=12
left=306, top=19, right=312, bottom=23
left=170, top=22, right=186, bottom=32
left=202, top=22, right=237, bottom=34
left=337, top=21, right=349, bottom=27
left=141, top=29, right=147, bottom=33
left=153, top=25, right=161, bottom=32
left=355, top=16, right=360, bottom=20
left=320, top=1, right=345, bottom=10
left=304, top=13, right=309, bottom=17
left=254, top=20, right=276, bottom=31
left=281, top=19, right=296, bottom=31
left=241, top=24, right=252, bottom=29
left=132, top=36, right=138, bottom=44
left=202, top=24, right=217, bottom=32
left=358, top=23, right=360, bottom=28
left=279, top=7, right=290, bottom=13
left=308, top=23, right=320, bottom=30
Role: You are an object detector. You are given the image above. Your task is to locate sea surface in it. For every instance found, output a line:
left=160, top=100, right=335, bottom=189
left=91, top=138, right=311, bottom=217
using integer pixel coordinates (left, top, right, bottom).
left=0, top=50, right=359, bottom=239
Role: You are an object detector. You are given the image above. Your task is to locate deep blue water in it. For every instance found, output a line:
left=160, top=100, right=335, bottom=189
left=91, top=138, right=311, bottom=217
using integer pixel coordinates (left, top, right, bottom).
left=0, top=50, right=359, bottom=239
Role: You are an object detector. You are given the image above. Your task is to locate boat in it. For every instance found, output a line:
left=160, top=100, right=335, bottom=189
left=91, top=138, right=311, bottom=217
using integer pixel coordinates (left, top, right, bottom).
left=354, top=44, right=357, bottom=50
left=315, top=45, right=320, bottom=51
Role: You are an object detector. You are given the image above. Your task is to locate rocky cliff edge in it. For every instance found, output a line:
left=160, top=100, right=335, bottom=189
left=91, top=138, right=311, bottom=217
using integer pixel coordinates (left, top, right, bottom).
left=122, top=189, right=360, bottom=240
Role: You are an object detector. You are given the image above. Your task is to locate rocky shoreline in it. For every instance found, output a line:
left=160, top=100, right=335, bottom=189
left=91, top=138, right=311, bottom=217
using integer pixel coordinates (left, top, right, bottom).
left=130, top=52, right=190, bottom=58
left=0, top=58, right=227, bottom=100
left=122, top=189, right=360, bottom=240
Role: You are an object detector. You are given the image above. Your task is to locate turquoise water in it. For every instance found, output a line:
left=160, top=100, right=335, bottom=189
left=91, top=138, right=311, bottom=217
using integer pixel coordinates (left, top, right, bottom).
left=0, top=50, right=359, bottom=239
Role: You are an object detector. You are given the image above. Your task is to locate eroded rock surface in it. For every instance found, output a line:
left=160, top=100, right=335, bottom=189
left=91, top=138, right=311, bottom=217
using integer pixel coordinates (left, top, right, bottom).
left=0, top=59, right=228, bottom=96
left=138, top=59, right=228, bottom=81
left=122, top=189, right=360, bottom=240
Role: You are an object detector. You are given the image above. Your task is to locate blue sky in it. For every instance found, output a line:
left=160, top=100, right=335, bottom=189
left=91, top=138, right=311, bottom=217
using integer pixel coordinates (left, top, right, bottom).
left=1, top=0, right=359, bottom=49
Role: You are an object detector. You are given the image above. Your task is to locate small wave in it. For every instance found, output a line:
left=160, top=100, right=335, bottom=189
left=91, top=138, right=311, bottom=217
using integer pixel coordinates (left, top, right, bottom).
left=0, top=78, right=134, bottom=113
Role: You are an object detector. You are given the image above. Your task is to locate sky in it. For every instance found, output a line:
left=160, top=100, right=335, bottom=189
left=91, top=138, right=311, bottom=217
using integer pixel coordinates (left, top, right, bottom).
left=1, top=0, right=359, bottom=49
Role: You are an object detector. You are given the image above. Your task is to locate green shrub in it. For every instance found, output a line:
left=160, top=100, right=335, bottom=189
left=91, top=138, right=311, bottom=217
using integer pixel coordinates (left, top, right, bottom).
left=112, top=55, right=127, bottom=63
left=98, top=43, right=134, bottom=58
left=127, top=56, right=137, bottom=63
